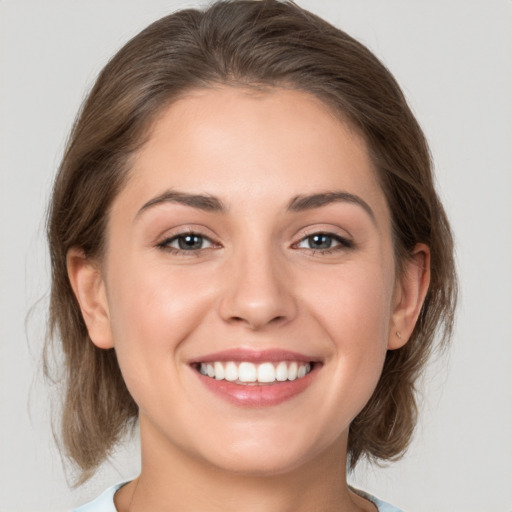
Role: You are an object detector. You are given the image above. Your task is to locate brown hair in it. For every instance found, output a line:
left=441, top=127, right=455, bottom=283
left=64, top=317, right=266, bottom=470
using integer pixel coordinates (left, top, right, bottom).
left=46, top=0, right=457, bottom=482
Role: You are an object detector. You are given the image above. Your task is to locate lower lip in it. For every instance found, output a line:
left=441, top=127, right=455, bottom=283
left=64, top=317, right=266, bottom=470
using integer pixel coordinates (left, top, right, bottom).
left=194, top=365, right=319, bottom=407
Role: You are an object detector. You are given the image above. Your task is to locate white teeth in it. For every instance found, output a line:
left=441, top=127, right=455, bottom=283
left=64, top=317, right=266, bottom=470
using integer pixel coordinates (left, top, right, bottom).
left=197, top=360, right=313, bottom=383
left=276, top=361, right=288, bottom=381
left=238, top=362, right=257, bottom=382
left=214, top=362, right=225, bottom=380
left=288, top=362, right=298, bottom=381
left=225, top=361, right=238, bottom=381
left=257, top=362, right=276, bottom=383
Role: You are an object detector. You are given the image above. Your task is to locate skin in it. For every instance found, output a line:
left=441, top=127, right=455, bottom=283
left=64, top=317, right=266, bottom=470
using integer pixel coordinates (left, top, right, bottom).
left=68, top=86, right=430, bottom=512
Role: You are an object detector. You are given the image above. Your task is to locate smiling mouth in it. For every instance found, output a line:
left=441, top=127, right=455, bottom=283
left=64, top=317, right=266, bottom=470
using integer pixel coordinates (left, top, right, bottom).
left=194, top=361, right=314, bottom=385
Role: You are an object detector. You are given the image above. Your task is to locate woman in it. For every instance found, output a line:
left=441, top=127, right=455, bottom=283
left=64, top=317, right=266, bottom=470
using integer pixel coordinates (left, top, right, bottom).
left=47, top=1, right=457, bottom=510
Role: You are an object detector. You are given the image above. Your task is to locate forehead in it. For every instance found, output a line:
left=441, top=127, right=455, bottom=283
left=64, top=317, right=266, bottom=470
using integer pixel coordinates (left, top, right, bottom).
left=116, top=86, right=389, bottom=225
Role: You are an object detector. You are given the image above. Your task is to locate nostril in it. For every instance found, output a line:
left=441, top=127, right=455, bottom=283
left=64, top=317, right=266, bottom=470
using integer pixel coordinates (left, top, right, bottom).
left=220, top=288, right=297, bottom=329
left=228, top=314, right=286, bottom=329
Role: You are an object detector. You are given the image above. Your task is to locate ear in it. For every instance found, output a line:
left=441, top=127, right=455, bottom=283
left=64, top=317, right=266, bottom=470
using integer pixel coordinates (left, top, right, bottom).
left=66, top=247, right=114, bottom=349
left=388, top=243, right=431, bottom=350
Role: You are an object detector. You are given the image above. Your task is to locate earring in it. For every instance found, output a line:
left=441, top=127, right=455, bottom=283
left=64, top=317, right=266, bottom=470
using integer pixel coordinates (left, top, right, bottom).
left=396, top=331, right=402, bottom=339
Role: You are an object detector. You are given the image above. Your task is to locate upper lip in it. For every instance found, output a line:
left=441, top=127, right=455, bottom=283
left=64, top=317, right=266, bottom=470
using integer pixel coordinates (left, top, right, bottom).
left=188, top=348, right=321, bottom=364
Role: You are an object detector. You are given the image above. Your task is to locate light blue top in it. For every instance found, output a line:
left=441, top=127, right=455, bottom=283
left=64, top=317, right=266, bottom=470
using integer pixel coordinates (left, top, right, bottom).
left=72, top=482, right=404, bottom=511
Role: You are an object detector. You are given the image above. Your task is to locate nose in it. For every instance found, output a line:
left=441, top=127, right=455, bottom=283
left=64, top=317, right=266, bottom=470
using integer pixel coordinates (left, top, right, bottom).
left=218, top=246, right=298, bottom=330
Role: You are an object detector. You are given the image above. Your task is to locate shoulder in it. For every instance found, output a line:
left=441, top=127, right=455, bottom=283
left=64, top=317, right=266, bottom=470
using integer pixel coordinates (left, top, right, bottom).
left=351, top=486, right=405, bottom=512
left=71, top=482, right=127, bottom=512
left=370, top=495, right=405, bottom=512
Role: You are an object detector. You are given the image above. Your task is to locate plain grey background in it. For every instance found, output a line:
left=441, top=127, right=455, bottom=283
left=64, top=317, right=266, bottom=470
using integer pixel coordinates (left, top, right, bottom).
left=1, top=1, right=511, bottom=511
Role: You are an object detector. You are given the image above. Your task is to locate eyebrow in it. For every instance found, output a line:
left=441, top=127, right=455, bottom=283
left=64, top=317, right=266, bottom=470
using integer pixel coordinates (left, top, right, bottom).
left=288, top=192, right=376, bottom=224
left=136, top=190, right=226, bottom=218
left=136, top=189, right=376, bottom=224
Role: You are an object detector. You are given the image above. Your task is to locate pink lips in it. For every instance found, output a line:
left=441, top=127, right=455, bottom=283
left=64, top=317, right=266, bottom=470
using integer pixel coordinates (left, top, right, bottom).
left=189, top=348, right=315, bottom=364
left=190, top=348, right=321, bottom=407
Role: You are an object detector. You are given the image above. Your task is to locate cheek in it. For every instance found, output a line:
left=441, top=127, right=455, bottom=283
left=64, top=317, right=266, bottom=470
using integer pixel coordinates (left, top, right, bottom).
left=104, top=262, right=215, bottom=391
left=108, top=257, right=212, bottom=330
left=302, top=260, right=394, bottom=408
left=305, top=260, right=394, bottom=344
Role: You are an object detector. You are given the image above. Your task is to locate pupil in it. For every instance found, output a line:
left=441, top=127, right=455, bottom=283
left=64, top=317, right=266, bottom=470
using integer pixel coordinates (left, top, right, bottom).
left=179, top=234, right=202, bottom=250
left=310, top=234, right=331, bottom=249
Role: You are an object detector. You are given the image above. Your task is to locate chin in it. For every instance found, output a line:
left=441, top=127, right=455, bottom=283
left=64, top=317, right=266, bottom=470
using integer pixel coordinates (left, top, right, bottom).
left=194, top=429, right=339, bottom=478
left=206, top=449, right=312, bottom=477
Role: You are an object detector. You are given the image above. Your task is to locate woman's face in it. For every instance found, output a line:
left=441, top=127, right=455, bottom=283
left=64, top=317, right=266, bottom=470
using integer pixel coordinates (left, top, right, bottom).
left=81, top=87, right=409, bottom=475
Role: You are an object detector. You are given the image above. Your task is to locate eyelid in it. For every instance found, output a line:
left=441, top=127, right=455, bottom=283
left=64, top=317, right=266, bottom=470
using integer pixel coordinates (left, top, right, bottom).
left=292, top=224, right=353, bottom=244
left=155, top=224, right=218, bottom=242
left=291, top=225, right=355, bottom=254
left=155, top=225, right=222, bottom=253
left=296, top=233, right=352, bottom=249
left=160, top=233, right=213, bottom=249
left=295, top=234, right=343, bottom=248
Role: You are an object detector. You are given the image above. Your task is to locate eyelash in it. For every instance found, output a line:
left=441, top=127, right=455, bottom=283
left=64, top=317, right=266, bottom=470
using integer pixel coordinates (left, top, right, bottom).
left=156, top=231, right=353, bottom=256
left=293, top=232, right=353, bottom=255
left=156, top=231, right=217, bottom=255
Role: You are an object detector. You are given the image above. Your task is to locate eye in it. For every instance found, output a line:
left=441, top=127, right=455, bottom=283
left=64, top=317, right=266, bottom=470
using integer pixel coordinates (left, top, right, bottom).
left=158, top=233, right=214, bottom=252
left=295, top=232, right=352, bottom=251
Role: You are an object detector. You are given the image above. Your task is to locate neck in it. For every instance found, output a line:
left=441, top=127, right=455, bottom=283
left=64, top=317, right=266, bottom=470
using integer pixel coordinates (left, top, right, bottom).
left=116, top=417, right=373, bottom=512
